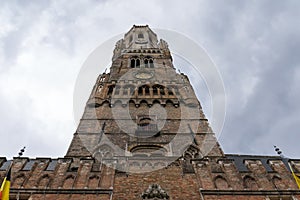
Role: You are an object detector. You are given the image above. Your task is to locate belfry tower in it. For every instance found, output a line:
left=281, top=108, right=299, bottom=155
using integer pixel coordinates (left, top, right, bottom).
left=1, top=25, right=300, bottom=200
left=65, top=24, right=224, bottom=198
left=66, top=25, right=223, bottom=163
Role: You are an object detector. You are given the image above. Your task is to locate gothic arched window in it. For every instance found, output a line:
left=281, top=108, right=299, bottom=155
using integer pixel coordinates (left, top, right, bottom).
left=123, top=85, right=135, bottom=96
left=214, top=176, right=229, bottom=189
left=114, top=85, right=121, bottom=95
left=243, top=175, right=259, bottom=189
left=136, top=59, right=140, bottom=68
left=149, top=59, right=154, bottom=68
left=63, top=175, right=75, bottom=189
left=38, top=174, right=51, bottom=189
left=138, top=86, right=143, bottom=96
left=144, top=56, right=154, bottom=68
left=130, top=57, right=141, bottom=68
left=168, top=87, right=174, bottom=96
left=130, top=59, right=135, bottom=68
left=88, top=175, right=100, bottom=189
left=144, top=59, right=149, bottom=68
left=107, top=85, right=115, bottom=96
left=152, top=85, right=164, bottom=96
left=144, top=85, right=150, bottom=96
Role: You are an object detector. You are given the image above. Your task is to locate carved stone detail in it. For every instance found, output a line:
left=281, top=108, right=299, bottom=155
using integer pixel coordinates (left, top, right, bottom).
left=141, top=184, right=170, bottom=199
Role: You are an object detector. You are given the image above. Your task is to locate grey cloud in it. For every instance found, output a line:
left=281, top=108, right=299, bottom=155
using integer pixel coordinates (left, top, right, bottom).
left=0, top=0, right=299, bottom=159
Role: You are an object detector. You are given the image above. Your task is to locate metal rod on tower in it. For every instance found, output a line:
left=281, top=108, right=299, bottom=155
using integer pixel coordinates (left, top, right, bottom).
left=274, top=145, right=300, bottom=189
left=18, top=146, right=26, bottom=157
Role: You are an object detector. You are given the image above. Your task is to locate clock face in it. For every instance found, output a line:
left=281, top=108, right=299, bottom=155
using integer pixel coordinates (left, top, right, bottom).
left=134, top=72, right=153, bottom=79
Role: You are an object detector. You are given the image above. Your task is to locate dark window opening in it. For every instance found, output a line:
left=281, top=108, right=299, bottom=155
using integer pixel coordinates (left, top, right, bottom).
left=153, top=87, right=158, bottom=95
left=136, top=59, right=140, bottom=68
left=130, top=58, right=141, bottom=68
left=149, top=59, right=154, bottom=68
left=107, top=85, right=115, bottom=96
left=138, top=33, right=144, bottom=38
left=160, top=88, right=165, bottom=95
left=144, top=59, right=149, bottom=68
left=152, top=85, right=165, bottom=96
left=129, top=86, right=135, bottom=95
left=130, top=59, right=135, bottom=68
left=123, top=85, right=135, bottom=96
left=145, top=86, right=150, bottom=95
left=114, top=86, right=120, bottom=95
left=138, top=87, right=143, bottom=95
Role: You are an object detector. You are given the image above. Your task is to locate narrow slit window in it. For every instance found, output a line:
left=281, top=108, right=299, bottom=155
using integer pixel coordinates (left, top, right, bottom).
left=131, top=59, right=135, bottom=68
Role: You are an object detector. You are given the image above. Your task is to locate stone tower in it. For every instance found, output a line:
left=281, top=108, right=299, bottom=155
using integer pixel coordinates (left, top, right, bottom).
left=1, top=25, right=300, bottom=200
left=66, top=25, right=223, bottom=168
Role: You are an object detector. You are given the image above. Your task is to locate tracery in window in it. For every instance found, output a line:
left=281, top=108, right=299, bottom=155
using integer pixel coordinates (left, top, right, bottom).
left=144, top=56, right=154, bottom=68
left=114, top=85, right=121, bottom=95
left=152, top=85, right=165, bottom=96
left=123, top=85, right=135, bottom=96
left=130, top=56, right=154, bottom=68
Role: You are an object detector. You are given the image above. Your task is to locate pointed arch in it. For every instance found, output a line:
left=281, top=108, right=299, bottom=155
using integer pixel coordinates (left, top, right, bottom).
left=243, top=175, right=259, bottom=189
left=272, top=175, right=286, bottom=189
left=37, top=174, right=51, bottom=189
left=214, top=175, right=229, bottom=189
left=144, top=85, right=150, bottom=96
left=139, top=100, right=149, bottom=106
left=152, top=99, right=161, bottom=105
left=152, top=84, right=165, bottom=96
left=93, top=144, right=114, bottom=161
left=130, top=145, right=166, bottom=156
left=107, top=85, right=115, bottom=96
left=130, top=161, right=141, bottom=167
left=114, top=85, right=121, bottom=95
left=128, top=99, right=136, bottom=106
left=12, top=173, right=26, bottom=188
left=63, top=175, right=75, bottom=189
left=123, top=84, right=135, bottom=96
left=88, top=175, right=100, bottom=189
left=113, top=100, right=122, bottom=107
left=142, top=162, right=153, bottom=168
left=165, top=99, right=174, bottom=106
left=130, top=59, right=135, bottom=68
left=100, top=100, right=110, bottom=107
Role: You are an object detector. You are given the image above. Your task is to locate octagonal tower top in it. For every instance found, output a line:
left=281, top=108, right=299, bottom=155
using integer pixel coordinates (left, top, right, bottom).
left=112, top=25, right=170, bottom=61
left=124, top=25, right=159, bottom=49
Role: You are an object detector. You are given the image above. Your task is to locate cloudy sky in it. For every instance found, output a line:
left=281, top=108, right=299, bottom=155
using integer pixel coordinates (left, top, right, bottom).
left=1, top=0, right=300, bottom=159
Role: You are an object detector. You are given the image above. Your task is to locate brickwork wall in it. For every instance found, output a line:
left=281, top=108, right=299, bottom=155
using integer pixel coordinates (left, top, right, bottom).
left=1, top=156, right=300, bottom=199
left=113, top=166, right=200, bottom=200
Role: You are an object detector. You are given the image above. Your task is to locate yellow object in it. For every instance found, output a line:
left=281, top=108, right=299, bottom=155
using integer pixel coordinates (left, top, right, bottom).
left=288, top=163, right=300, bottom=189
left=0, top=168, right=11, bottom=200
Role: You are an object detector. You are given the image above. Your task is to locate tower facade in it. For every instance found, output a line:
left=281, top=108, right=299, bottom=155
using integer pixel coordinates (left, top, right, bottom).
left=1, top=25, right=300, bottom=200
left=66, top=25, right=223, bottom=166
